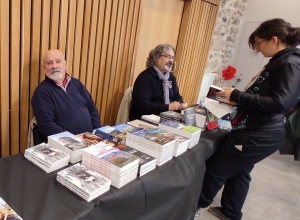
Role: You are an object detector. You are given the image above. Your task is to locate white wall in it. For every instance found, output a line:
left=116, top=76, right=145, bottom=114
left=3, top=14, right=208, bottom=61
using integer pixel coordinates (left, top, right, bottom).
left=231, top=0, right=300, bottom=90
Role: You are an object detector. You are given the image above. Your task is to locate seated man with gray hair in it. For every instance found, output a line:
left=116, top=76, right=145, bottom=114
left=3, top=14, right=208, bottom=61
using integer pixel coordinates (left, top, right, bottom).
left=129, top=44, right=186, bottom=121
left=31, top=49, right=101, bottom=139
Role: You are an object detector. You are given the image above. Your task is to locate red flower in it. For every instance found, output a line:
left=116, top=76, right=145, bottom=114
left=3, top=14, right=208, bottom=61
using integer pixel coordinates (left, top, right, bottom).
left=222, top=65, right=237, bottom=80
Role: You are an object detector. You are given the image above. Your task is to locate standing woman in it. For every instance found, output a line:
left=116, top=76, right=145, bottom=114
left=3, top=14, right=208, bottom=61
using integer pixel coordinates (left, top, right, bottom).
left=196, top=19, right=300, bottom=220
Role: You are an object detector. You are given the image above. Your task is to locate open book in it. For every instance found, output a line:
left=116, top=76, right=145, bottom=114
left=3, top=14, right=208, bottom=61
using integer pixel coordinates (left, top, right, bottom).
left=206, top=85, right=235, bottom=105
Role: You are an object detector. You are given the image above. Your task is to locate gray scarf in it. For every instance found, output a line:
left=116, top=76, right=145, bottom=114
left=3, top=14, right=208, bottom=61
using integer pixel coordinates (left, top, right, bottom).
left=153, top=66, right=170, bottom=104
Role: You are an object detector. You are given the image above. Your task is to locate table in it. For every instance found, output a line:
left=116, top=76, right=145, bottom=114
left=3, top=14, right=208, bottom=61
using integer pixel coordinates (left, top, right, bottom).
left=0, top=129, right=229, bottom=220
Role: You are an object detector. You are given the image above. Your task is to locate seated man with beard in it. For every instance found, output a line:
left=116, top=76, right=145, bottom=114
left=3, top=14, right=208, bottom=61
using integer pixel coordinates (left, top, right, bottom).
left=31, top=49, right=101, bottom=138
left=129, top=44, right=186, bottom=121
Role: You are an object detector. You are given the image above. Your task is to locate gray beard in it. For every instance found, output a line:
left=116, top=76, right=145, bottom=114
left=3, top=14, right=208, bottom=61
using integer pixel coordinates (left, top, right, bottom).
left=49, top=72, right=64, bottom=81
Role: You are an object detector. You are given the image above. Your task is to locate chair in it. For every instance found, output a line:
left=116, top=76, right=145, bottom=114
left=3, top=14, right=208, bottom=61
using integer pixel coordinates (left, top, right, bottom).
left=27, top=116, right=47, bottom=148
left=115, top=87, right=133, bottom=125
left=27, top=116, right=37, bottom=148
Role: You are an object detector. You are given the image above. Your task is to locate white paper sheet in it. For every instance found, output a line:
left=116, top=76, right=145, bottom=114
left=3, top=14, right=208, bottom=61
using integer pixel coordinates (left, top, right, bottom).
left=202, top=98, right=235, bottom=119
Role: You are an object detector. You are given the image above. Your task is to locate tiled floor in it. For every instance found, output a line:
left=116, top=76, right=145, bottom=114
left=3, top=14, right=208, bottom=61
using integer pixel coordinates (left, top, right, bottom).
left=194, top=151, right=300, bottom=220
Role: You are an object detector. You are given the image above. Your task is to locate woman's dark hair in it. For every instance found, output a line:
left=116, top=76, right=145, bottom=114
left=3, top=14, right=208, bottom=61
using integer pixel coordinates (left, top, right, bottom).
left=249, top=18, right=300, bottom=49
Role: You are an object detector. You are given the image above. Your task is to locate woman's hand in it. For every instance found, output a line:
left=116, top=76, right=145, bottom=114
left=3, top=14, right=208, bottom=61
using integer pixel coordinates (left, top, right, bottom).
left=216, top=87, right=235, bottom=101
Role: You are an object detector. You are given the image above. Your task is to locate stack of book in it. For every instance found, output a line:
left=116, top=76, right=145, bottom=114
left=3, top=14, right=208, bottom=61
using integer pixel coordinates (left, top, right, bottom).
left=159, top=111, right=185, bottom=123
left=114, top=144, right=157, bottom=176
left=126, top=128, right=176, bottom=166
left=113, top=123, right=135, bottom=133
left=141, top=114, right=160, bottom=125
left=158, top=120, right=201, bottom=148
left=48, top=131, right=91, bottom=163
left=24, top=143, right=70, bottom=173
left=82, top=143, right=139, bottom=188
left=126, top=119, right=158, bottom=129
left=154, top=130, right=190, bottom=157
left=76, top=132, right=104, bottom=145
left=57, top=163, right=111, bottom=202
left=94, top=126, right=125, bottom=144
left=0, top=197, right=23, bottom=220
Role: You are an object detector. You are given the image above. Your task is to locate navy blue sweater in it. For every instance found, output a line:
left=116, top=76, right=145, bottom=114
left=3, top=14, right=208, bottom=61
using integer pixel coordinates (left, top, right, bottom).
left=129, top=67, right=183, bottom=120
left=31, top=76, right=101, bottom=137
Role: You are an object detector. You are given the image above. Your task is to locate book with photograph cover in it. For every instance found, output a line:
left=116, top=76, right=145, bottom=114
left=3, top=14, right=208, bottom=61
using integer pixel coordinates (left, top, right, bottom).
left=183, top=107, right=196, bottom=126
left=83, top=144, right=139, bottom=174
left=76, top=132, right=104, bottom=145
left=48, top=131, right=91, bottom=163
left=126, top=120, right=158, bottom=129
left=113, top=124, right=135, bottom=133
left=114, top=144, right=157, bottom=176
left=25, top=143, right=70, bottom=173
left=48, top=131, right=90, bottom=151
left=57, top=163, right=111, bottom=202
left=141, top=114, right=160, bottom=125
left=159, top=111, right=185, bottom=123
left=207, top=85, right=235, bottom=105
left=94, top=127, right=124, bottom=145
left=158, top=120, right=201, bottom=148
left=0, top=197, right=23, bottom=220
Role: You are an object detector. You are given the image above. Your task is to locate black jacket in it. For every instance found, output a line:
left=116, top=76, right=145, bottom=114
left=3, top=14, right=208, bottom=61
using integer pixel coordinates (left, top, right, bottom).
left=230, top=47, right=300, bottom=132
left=129, top=67, right=183, bottom=120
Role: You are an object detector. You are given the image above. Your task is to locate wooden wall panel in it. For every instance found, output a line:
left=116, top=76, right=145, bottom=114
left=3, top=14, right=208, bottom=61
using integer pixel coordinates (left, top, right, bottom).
left=175, top=0, right=220, bottom=106
left=132, top=0, right=185, bottom=82
left=10, top=0, right=21, bottom=155
left=0, top=0, right=142, bottom=157
left=0, top=0, right=10, bottom=157
left=0, top=0, right=219, bottom=157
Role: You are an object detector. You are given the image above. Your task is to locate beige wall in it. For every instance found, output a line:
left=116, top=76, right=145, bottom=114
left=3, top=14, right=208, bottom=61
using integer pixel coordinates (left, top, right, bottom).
left=132, top=0, right=185, bottom=83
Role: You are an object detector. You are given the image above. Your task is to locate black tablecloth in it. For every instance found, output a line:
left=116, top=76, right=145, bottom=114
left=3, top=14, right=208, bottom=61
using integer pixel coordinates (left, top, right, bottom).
left=0, top=130, right=229, bottom=220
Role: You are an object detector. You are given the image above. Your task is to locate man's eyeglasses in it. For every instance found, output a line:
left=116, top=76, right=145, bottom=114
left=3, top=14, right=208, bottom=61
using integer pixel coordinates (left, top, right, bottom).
left=160, top=54, right=175, bottom=61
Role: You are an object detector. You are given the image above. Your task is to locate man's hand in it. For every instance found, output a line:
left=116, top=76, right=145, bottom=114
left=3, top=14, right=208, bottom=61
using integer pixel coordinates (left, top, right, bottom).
left=179, top=103, right=188, bottom=110
left=169, top=101, right=181, bottom=111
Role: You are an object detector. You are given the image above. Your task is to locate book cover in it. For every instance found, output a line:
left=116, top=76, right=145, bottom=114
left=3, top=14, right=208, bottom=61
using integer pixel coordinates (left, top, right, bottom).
left=128, top=128, right=174, bottom=146
left=76, top=132, right=104, bottom=145
left=207, top=85, right=235, bottom=105
left=58, top=163, right=111, bottom=194
left=29, top=143, right=70, bottom=164
left=48, top=131, right=90, bottom=151
left=127, top=120, right=158, bottom=129
left=84, top=144, right=139, bottom=170
left=0, top=197, right=23, bottom=220
left=114, top=144, right=156, bottom=167
left=141, top=114, right=160, bottom=125
left=113, top=124, right=135, bottom=133
left=183, top=107, right=196, bottom=126
left=159, top=111, right=184, bottom=123
left=94, top=129, right=124, bottom=145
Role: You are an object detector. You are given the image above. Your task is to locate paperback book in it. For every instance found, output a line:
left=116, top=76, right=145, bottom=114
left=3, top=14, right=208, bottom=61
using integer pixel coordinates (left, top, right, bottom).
left=114, top=144, right=157, bottom=176
left=141, top=114, right=160, bottom=125
left=207, top=85, right=235, bottom=106
left=183, top=107, right=196, bottom=126
left=48, top=131, right=91, bottom=163
left=0, top=197, right=23, bottom=220
left=151, top=130, right=190, bottom=157
left=126, top=128, right=176, bottom=166
left=94, top=126, right=125, bottom=145
left=82, top=143, right=139, bottom=188
left=126, top=120, right=158, bottom=129
left=158, top=120, right=201, bottom=148
left=57, top=163, right=111, bottom=202
left=159, top=111, right=185, bottom=123
left=25, top=143, right=70, bottom=173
